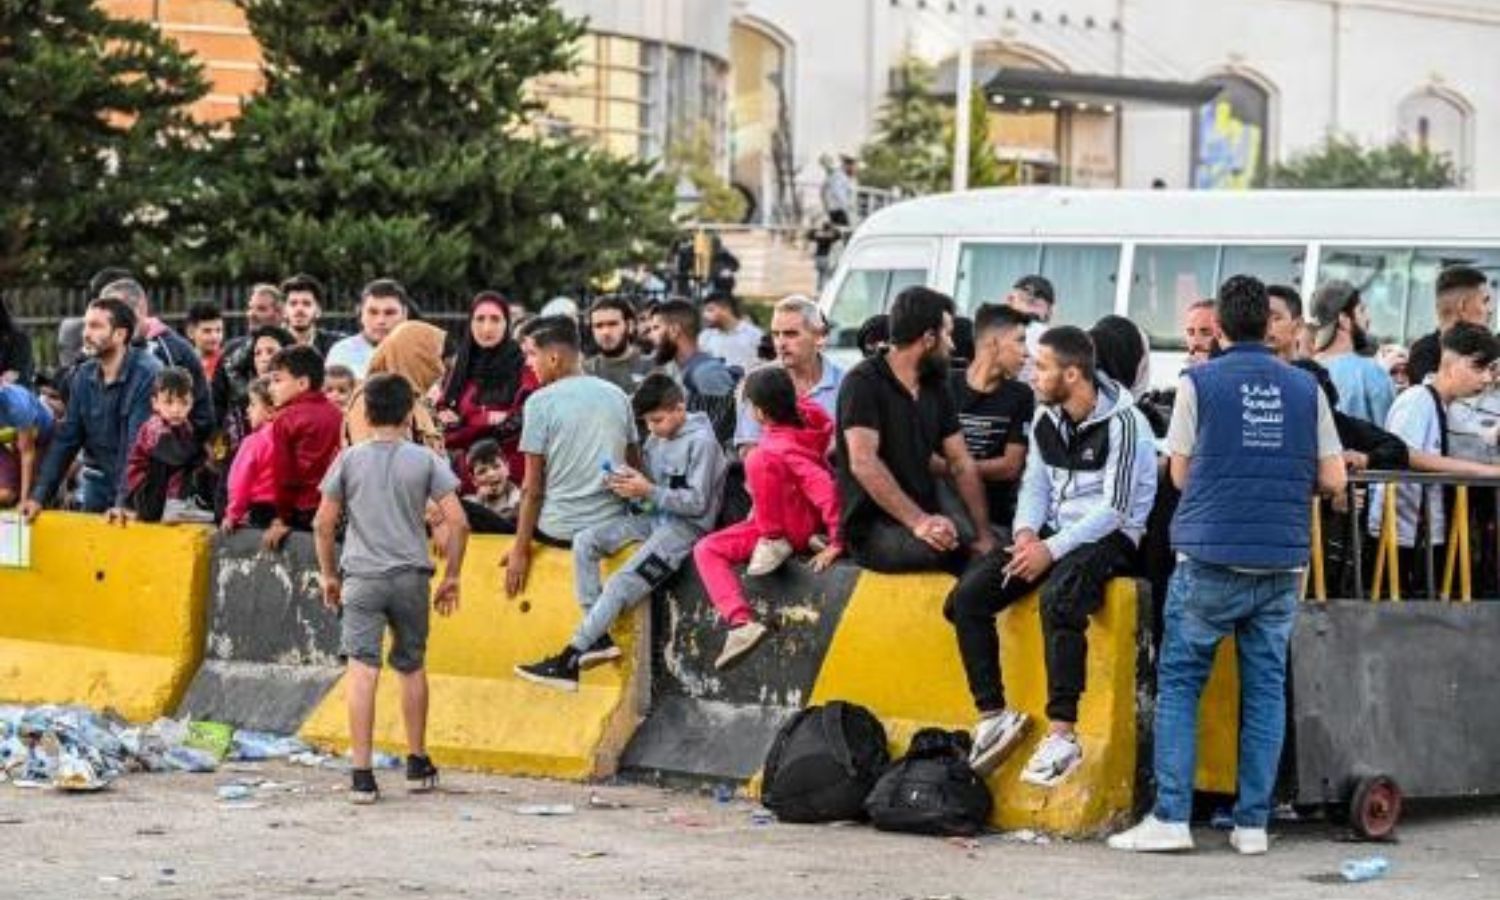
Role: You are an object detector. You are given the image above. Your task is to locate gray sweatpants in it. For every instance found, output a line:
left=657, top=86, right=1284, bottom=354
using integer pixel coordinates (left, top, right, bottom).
left=570, top=515, right=700, bottom=651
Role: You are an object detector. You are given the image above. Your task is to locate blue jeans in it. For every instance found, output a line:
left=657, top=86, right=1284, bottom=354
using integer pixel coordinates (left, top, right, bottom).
left=1152, top=557, right=1298, bottom=828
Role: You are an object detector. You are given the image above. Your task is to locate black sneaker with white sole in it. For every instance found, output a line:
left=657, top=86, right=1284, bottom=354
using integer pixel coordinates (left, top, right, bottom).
left=514, top=648, right=581, bottom=692
left=577, top=635, right=622, bottom=668
left=406, top=754, right=439, bottom=792
left=350, top=768, right=379, bottom=804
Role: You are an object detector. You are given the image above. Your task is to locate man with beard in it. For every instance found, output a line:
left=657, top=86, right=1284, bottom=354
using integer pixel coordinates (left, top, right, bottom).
left=836, top=286, right=994, bottom=573
left=649, top=299, right=738, bottom=442
left=281, top=274, right=346, bottom=357
left=22, top=298, right=161, bottom=518
left=100, top=279, right=215, bottom=443
left=1310, top=281, right=1394, bottom=426
left=215, top=283, right=288, bottom=422
left=583, top=295, right=653, bottom=394
left=945, top=325, right=1156, bottom=786
left=1183, top=299, right=1221, bottom=368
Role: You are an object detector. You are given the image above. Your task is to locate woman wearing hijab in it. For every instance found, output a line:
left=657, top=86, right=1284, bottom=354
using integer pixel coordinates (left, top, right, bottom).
left=438, top=292, right=537, bottom=483
left=344, top=320, right=450, bottom=452
left=1088, top=315, right=1166, bottom=437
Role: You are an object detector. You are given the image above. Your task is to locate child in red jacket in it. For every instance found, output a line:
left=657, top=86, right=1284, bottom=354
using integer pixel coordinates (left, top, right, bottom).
left=123, top=368, right=204, bottom=523
left=694, top=366, right=842, bottom=670
left=263, top=345, right=344, bottom=549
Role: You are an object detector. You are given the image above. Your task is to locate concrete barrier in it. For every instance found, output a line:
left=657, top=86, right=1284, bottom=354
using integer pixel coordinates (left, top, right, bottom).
left=810, top=573, right=1150, bottom=834
left=0, top=513, right=210, bottom=721
left=177, top=530, right=344, bottom=734
left=620, top=558, right=1153, bottom=835
left=620, top=560, right=862, bottom=781
left=298, top=536, right=649, bottom=779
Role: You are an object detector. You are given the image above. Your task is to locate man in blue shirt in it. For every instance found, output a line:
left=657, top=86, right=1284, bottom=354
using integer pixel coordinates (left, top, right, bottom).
left=733, top=296, right=843, bottom=454
left=22, top=299, right=161, bottom=519
left=1310, top=281, right=1396, bottom=426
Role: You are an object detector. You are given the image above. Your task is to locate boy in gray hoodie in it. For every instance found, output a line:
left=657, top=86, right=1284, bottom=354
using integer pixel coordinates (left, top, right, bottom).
left=516, top=374, right=727, bottom=691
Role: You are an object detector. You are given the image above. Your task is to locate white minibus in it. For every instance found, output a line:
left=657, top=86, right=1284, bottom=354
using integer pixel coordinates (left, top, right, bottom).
left=818, top=188, right=1500, bottom=386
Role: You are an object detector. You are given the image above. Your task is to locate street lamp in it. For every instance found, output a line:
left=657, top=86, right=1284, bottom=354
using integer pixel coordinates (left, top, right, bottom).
left=952, top=0, right=974, bottom=192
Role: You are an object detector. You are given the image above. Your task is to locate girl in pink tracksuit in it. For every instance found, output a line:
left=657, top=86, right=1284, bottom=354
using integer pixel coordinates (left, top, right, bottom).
left=695, top=366, right=843, bottom=670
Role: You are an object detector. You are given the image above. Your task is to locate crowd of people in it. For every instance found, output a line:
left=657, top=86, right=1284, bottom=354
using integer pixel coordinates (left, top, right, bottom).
left=1, top=261, right=1496, bottom=837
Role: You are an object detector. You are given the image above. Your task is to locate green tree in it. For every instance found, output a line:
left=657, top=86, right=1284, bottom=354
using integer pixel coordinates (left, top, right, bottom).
left=200, top=0, right=675, bottom=302
left=0, top=0, right=209, bottom=286
left=859, top=56, right=948, bottom=195
left=1267, top=135, right=1458, bottom=189
left=666, top=124, right=747, bottom=223
left=951, top=87, right=1008, bottom=189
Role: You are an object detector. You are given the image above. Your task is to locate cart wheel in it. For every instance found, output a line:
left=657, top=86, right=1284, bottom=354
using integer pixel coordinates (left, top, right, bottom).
left=1349, top=775, right=1402, bottom=841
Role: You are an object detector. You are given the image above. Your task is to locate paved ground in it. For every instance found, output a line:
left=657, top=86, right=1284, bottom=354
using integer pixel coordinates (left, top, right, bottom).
left=4, top=764, right=1497, bottom=899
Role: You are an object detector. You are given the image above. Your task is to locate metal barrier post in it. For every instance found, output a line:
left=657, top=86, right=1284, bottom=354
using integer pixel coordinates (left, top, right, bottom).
left=1309, top=498, right=1327, bottom=602
left=1371, top=485, right=1401, bottom=602
left=1349, top=480, right=1364, bottom=600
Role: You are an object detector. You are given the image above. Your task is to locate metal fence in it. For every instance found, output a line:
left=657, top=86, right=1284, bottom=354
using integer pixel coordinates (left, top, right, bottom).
left=1311, top=470, right=1500, bottom=602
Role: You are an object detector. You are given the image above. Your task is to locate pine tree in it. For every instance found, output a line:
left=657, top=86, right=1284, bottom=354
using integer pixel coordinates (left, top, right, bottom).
left=0, top=0, right=209, bottom=286
left=859, top=56, right=949, bottom=195
left=201, top=0, right=675, bottom=302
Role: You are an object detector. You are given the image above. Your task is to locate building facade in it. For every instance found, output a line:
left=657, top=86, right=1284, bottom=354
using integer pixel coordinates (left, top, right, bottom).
left=106, top=0, right=1500, bottom=221
left=738, top=0, right=1500, bottom=220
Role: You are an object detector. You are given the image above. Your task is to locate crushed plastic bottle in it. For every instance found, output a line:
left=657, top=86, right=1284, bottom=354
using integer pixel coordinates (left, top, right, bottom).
left=1340, top=857, right=1390, bottom=883
left=162, top=745, right=219, bottom=773
left=229, top=731, right=310, bottom=761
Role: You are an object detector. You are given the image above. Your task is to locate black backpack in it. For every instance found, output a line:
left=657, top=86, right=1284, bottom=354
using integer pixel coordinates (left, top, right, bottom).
left=761, top=702, right=890, bottom=823
left=864, top=728, right=993, bottom=837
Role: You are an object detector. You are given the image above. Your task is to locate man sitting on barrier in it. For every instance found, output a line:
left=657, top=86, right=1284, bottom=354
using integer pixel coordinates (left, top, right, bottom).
left=515, top=374, right=726, bottom=690
left=836, top=286, right=995, bottom=573
left=503, top=316, right=639, bottom=597
left=1111, top=275, right=1345, bottom=856
left=946, top=326, right=1157, bottom=786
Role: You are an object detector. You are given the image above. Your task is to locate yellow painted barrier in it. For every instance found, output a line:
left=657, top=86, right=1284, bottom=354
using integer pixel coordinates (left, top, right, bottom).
left=0, top=513, right=211, bottom=721
left=1195, top=641, right=1240, bottom=794
left=808, top=573, right=1143, bottom=835
left=299, top=536, right=647, bottom=779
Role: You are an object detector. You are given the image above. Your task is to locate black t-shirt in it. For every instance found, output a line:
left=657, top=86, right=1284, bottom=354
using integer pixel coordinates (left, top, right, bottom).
left=947, top=370, right=1034, bottom=527
left=836, top=354, right=961, bottom=543
left=1408, top=330, right=1441, bottom=387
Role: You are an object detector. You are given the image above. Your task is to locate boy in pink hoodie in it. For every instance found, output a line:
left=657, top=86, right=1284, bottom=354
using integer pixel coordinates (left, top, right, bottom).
left=695, top=366, right=842, bottom=669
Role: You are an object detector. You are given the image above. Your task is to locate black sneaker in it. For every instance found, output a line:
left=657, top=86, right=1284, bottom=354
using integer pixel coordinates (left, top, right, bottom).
left=577, top=635, right=622, bottom=668
left=350, top=768, right=379, bottom=805
left=406, top=754, right=439, bottom=792
left=514, top=648, right=580, bottom=692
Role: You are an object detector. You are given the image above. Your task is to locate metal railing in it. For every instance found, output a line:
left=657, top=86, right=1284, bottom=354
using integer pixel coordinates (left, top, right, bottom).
left=1306, top=471, right=1500, bottom=603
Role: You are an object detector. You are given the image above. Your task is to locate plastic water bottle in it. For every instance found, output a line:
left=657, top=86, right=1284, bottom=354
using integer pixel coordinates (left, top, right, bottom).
left=1340, top=856, right=1390, bottom=883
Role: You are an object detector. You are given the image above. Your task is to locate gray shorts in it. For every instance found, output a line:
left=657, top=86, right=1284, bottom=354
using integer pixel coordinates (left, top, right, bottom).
left=340, top=570, right=432, bottom=673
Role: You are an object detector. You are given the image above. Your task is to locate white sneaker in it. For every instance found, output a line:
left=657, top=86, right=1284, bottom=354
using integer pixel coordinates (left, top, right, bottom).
left=969, top=710, right=1030, bottom=777
left=1107, top=815, right=1195, bottom=852
left=1020, top=732, right=1083, bottom=788
left=162, top=498, right=214, bottom=524
left=715, top=621, right=768, bottom=669
left=1229, top=827, right=1268, bottom=855
left=746, top=538, right=794, bottom=576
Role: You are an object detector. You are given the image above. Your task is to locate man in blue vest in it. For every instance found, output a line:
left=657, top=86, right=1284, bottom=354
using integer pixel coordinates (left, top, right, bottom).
left=1109, top=275, right=1346, bottom=856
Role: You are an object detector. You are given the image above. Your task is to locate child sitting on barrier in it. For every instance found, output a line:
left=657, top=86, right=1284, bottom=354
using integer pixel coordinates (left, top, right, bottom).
left=694, top=366, right=843, bottom=670
left=313, top=373, right=470, bottom=804
left=222, top=378, right=278, bottom=531
left=514, top=374, right=726, bottom=691
left=460, top=438, right=520, bottom=534
left=122, top=367, right=206, bottom=523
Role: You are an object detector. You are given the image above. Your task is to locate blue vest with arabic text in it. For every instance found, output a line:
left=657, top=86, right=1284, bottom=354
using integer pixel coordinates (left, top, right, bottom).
left=1171, top=344, right=1319, bottom=569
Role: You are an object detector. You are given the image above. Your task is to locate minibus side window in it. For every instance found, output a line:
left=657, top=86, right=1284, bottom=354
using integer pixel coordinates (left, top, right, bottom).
left=1128, top=245, right=1217, bottom=351
left=1040, top=244, right=1121, bottom=328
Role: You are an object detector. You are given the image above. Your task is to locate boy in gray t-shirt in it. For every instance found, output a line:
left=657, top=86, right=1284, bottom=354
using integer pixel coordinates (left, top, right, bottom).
left=314, top=374, right=470, bottom=805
